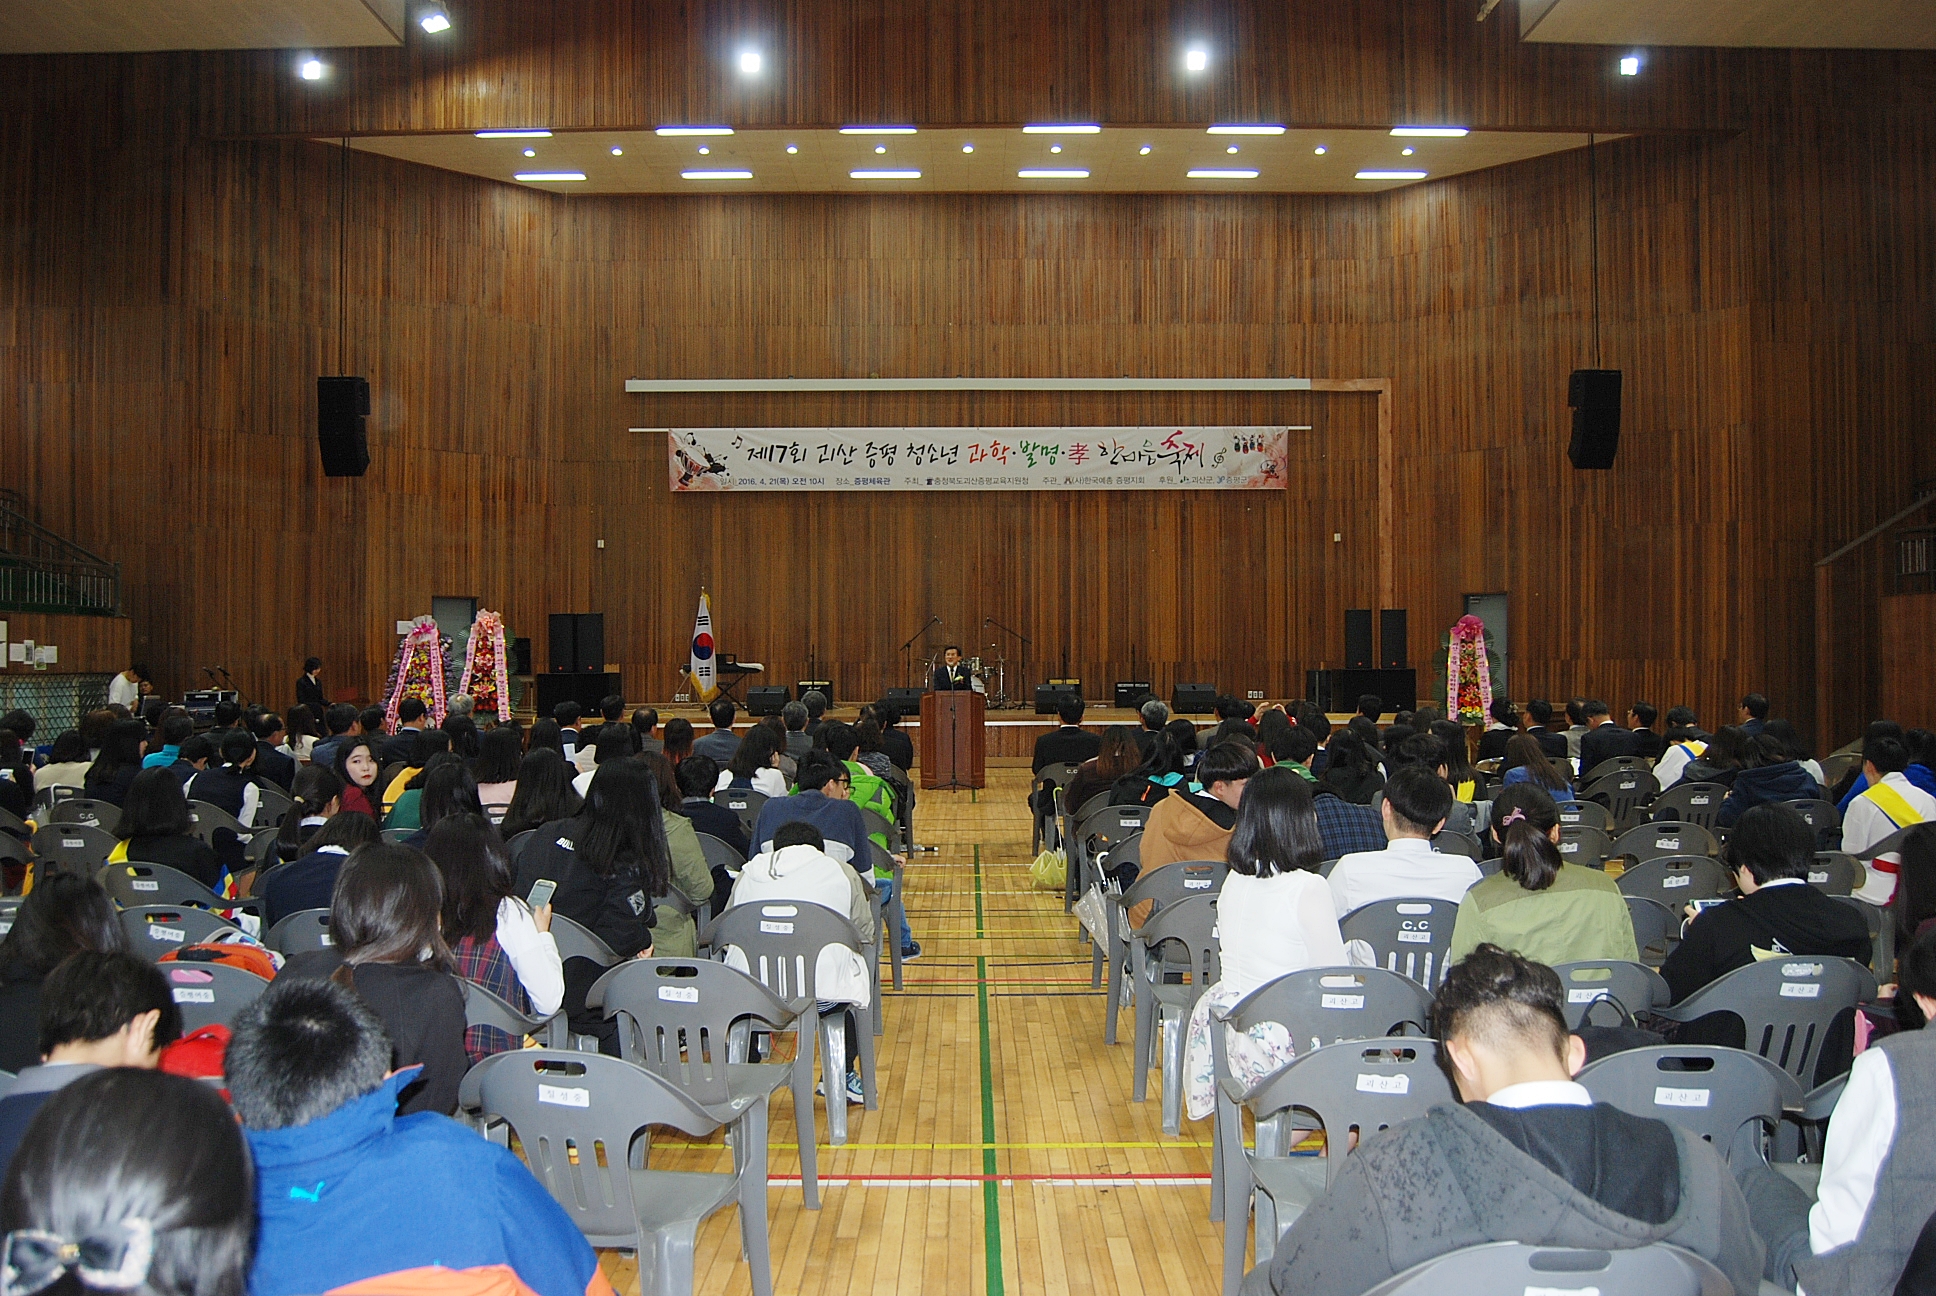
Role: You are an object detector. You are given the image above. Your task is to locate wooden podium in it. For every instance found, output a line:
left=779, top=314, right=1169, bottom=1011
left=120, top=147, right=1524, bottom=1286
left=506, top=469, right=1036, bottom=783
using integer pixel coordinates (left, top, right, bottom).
left=920, top=689, right=985, bottom=790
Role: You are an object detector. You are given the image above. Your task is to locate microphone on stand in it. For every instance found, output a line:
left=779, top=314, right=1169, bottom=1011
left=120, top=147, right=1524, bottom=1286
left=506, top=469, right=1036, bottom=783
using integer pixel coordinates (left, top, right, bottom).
left=200, top=666, right=218, bottom=682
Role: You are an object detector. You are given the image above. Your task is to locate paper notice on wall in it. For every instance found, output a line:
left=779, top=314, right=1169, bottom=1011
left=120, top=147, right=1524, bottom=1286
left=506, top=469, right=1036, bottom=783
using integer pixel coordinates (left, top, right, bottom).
left=4, top=644, right=18, bottom=663
left=36, top=646, right=55, bottom=665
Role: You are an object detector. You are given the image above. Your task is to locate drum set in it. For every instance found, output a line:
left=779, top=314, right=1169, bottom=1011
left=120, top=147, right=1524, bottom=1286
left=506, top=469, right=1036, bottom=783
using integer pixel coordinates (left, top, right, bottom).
left=924, top=647, right=1024, bottom=709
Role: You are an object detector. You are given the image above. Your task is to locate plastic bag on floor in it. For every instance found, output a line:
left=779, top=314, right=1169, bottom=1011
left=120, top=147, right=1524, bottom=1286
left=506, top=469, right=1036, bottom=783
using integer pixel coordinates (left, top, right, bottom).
left=1029, top=847, right=1067, bottom=890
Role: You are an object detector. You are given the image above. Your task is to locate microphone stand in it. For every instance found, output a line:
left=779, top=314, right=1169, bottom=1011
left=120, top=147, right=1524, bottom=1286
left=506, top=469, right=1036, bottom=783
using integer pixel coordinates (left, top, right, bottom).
left=898, top=615, right=940, bottom=690
left=986, top=618, right=1031, bottom=711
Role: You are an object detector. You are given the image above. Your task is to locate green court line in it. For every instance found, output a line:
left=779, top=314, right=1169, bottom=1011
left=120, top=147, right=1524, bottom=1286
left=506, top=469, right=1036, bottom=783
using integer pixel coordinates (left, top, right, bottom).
left=974, top=841, right=1004, bottom=1296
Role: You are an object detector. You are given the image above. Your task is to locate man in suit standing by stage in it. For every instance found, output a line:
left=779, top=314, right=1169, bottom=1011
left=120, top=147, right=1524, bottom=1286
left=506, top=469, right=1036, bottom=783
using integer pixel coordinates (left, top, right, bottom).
left=931, top=645, right=974, bottom=692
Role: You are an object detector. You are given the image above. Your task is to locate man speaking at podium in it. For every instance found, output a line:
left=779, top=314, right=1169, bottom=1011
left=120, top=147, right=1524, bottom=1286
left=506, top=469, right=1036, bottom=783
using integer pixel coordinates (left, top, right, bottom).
left=931, top=645, right=974, bottom=691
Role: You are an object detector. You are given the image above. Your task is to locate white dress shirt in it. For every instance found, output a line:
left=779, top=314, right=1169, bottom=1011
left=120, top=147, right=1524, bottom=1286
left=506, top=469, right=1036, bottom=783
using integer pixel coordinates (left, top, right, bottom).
left=1845, top=772, right=1936, bottom=906
left=493, top=896, right=565, bottom=1017
left=1809, top=1044, right=1896, bottom=1259
left=1328, top=837, right=1484, bottom=919
left=1486, top=1079, right=1593, bottom=1109
left=715, top=766, right=789, bottom=800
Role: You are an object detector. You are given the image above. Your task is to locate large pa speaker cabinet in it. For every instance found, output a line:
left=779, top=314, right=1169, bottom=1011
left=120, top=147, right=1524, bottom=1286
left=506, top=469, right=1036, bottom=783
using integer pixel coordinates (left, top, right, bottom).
left=1379, top=609, right=1409, bottom=669
left=574, top=614, right=604, bottom=675
left=883, top=687, right=925, bottom=718
left=746, top=686, right=790, bottom=717
left=548, top=615, right=576, bottom=674
left=1114, top=680, right=1154, bottom=709
left=1567, top=368, right=1622, bottom=469
left=317, top=376, right=371, bottom=477
left=548, top=614, right=605, bottom=673
left=796, top=680, right=833, bottom=706
left=1345, top=609, right=1374, bottom=670
left=1172, top=682, right=1218, bottom=715
left=1035, top=681, right=1081, bottom=715
left=1327, top=669, right=1418, bottom=716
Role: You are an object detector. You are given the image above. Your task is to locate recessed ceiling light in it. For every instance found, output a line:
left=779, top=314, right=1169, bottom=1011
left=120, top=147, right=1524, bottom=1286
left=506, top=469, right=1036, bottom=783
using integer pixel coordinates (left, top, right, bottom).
left=1207, top=124, right=1284, bottom=135
left=1620, top=54, right=1642, bottom=75
left=738, top=50, right=762, bottom=75
left=1018, top=169, right=1090, bottom=179
left=1185, top=47, right=1208, bottom=72
left=1355, top=170, right=1428, bottom=180
left=419, top=6, right=451, bottom=34
left=1390, top=126, right=1468, bottom=137
left=1139, top=144, right=1152, bottom=155
left=1049, top=144, right=1062, bottom=154
left=1314, top=145, right=1327, bottom=155
left=655, top=126, right=735, bottom=137
left=850, top=169, right=921, bottom=179
left=1401, top=147, right=1414, bottom=156
left=1226, top=145, right=1239, bottom=154
left=298, top=58, right=325, bottom=81
left=1022, top=124, right=1101, bottom=134
left=697, top=146, right=710, bottom=155
left=840, top=126, right=917, bottom=135
left=873, top=144, right=886, bottom=154
left=515, top=172, right=587, bottom=182
left=610, top=147, right=623, bottom=156
left=1187, top=168, right=1259, bottom=179
left=682, top=169, right=754, bottom=180
left=522, top=148, right=536, bottom=157
left=962, top=143, right=975, bottom=153
left=785, top=143, right=798, bottom=154
left=477, top=130, right=551, bottom=139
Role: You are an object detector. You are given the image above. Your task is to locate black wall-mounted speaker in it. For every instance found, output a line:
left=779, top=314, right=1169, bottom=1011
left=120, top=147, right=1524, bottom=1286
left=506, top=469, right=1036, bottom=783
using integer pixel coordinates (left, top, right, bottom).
left=1379, top=608, right=1409, bottom=669
left=1567, top=368, right=1622, bottom=469
left=317, top=376, right=371, bottom=477
left=1345, top=608, right=1374, bottom=670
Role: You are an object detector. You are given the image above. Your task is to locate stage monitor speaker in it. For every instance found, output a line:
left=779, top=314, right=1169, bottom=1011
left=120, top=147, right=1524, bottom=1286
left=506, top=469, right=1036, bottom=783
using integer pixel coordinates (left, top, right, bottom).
left=509, top=637, right=531, bottom=677
left=1379, top=609, right=1409, bottom=669
left=1114, top=680, right=1154, bottom=709
left=746, top=686, right=790, bottom=717
left=1345, top=608, right=1374, bottom=669
left=1035, top=681, right=1081, bottom=716
left=317, top=376, right=371, bottom=477
left=796, top=679, right=833, bottom=705
left=1567, top=368, right=1622, bottom=469
left=1172, top=682, right=1218, bottom=715
left=573, top=614, right=604, bottom=675
left=883, top=687, right=925, bottom=718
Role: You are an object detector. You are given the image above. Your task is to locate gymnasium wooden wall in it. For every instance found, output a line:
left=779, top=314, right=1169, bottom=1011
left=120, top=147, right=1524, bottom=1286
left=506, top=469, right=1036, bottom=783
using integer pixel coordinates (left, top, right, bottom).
left=0, top=2, right=1931, bottom=744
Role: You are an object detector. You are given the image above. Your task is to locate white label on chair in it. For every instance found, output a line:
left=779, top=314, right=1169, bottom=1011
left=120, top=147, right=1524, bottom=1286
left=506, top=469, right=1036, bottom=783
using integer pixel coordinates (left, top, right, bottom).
left=1809, top=871, right=1829, bottom=884
left=1659, top=838, right=1680, bottom=851
left=1524, top=1287, right=1603, bottom=1296
left=61, top=838, right=83, bottom=849
left=658, top=986, right=700, bottom=1003
left=1184, top=878, right=1211, bottom=890
left=320, top=934, right=333, bottom=945
left=1568, top=988, right=1607, bottom=1003
left=1119, top=818, right=1139, bottom=828
left=132, top=880, right=159, bottom=892
left=1396, top=903, right=1432, bottom=915
left=1559, top=841, right=1578, bottom=853
left=1355, top=1073, right=1409, bottom=1095
left=1397, top=930, right=1432, bottom=943
left=1321, top=994, right=1364, bottom=1009
left=1782, top=962, right=1823, bottom=977
left=538, top=1084, right=590, bottom=1108
left=147, top=926, right=185, bottom=943
left=1655, top=1086, right=1710, bottom=1108
left=1691, top=794, right=1711, bottom=805
left=0, top=922, right=11, bottom=936
left=1661, top=875, right=1690, bottom=888
left=172, top=988, right=215, bottom=1004
left=760, top=920, right=794, bottom=934
left=1781, top=982, right=1823, bottom=998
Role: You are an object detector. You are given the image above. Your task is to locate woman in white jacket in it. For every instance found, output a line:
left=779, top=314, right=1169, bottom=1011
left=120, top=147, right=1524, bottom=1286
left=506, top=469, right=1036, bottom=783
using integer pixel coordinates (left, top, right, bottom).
left=422, top=812, right=565, bottom=1062
left=716, top=723, right=791, bottom=801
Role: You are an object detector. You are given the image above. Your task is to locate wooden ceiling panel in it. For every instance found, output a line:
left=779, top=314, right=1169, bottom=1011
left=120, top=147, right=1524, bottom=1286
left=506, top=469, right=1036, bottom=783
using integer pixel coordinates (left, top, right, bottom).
left=1520, top=0, right=1936, bottom=49
left=0, top=0, right=406, bottom=53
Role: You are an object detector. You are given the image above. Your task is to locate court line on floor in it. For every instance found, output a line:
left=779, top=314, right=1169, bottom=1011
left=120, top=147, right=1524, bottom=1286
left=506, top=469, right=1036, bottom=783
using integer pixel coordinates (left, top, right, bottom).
left=974, top=842, right=1006, bottom=1296
left=767, top=1173, right=1214, bottom=1187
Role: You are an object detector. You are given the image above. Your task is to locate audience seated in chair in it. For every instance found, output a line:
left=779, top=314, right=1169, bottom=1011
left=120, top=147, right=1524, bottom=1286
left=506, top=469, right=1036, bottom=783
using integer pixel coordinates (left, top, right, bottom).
left=1063, top=725, right=1144, bottom=819
left=1627, top=701, right=1665, bottom=761
left=691, top=698, right=741, bottom=764
left=1578, top=698, right=1641, bottom=779
left=1518, top=698, right=1570, bottom=763
left=1846, top=735, right=1936, bottom=907
left=1449, top=783, right=1637, bottom=967
left=497, top=747, right=582, bottom=841
left=425, top=813, right=563, bottom=1063
left=261, top=806, right=377, bottom=927
left=1032, top=693, right=1102, bottom=797
left=114, top=767, right=224, bottom=891
left=228, top=976, right=613, bottom=1296
left=716, top=722, right=788, bottom=800
left=0, top=875, right=126, bottom=1075
left=32, top=728, right=94, bottom=795
left=0, top=950, right=180, bottom=1177
left=1476, top=697, right=1521, bottom=764
left=1241, top=944, right=1765, bottom=1296
left=1327, top=766, right=1480, bottom=919
left=1126, top=740, right=1259, bottom=927
left=1652, top=706, right=1711, bottom=787
left=82, top=718, right=147, bottom=808
left=675, top=754, right=751, bottom=857
left=1502, top=733, right=1574, bottom=801
left=1317, top=729, right=1384, bottom=806
left=1716, top=732, right=1826, bottom=829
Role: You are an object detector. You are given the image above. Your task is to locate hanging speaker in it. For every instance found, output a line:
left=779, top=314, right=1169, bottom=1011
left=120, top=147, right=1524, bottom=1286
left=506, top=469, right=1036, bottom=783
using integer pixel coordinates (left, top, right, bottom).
left=317, top=376, right=370, bottom=477
left=1567, top=369, right=1622, bottom=469
left=1344, top=609, right=1374, bottom=670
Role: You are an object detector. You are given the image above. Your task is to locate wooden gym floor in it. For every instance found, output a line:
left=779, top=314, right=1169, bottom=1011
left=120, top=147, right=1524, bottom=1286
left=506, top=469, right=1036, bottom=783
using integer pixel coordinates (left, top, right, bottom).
left=597, top=768, right=1223, bottom=1296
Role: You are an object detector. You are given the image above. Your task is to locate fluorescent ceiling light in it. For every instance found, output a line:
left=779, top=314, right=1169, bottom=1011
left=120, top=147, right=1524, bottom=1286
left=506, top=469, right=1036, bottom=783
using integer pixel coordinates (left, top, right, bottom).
left=738, top=50, right=762, bottom=75
left=1187, top=168, right=1259, bottom=179
left=1389, top=126, right=1468, bottom=137
left=850, top=169, right=922, bottom=179
left=1022, top=124, right=1101, bottom=134
left=298, top=59, right=325, bottom=80
left=840, top=126, right=917, bottom=135
left=682, top=170, right=754, bottom=180
left=1207, top=124, right=1284, bottom=135
left=515, top=172, right=587, bottom=182
left=1355, top=170, right=1428, bottom=180
left=1018, top=169, right=1090, bottom=179
left=477, top=130, right=551, bottom=138
left=655, top=126, right=734, bottom=137
left=419, top=7, right=451, bottom=33
left=1620, top=54, right=1642, bottom=75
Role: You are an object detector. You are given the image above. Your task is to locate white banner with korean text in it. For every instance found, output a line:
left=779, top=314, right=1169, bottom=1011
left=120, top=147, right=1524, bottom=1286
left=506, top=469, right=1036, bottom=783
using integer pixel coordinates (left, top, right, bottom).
left=659, top=426, right=1296, bottom=492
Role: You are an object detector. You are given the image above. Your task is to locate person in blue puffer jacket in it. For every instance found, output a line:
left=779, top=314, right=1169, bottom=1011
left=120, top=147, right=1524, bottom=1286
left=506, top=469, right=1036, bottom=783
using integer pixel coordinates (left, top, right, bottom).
left=1716, top=733, right=1825, bottom=829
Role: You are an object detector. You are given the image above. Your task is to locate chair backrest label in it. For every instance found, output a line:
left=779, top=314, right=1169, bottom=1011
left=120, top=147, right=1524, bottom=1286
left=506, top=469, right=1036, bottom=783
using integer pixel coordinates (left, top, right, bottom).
left=1691, top=793, right=1711, bottom=805
left=658, top=985, right=700, bottom=1003
left=172, top=988, right=215, bottom=1003
left=1658, top=838, right=1680, bottom=850
left=1184, top=878, right=1211, bottom=889
left=1568, top=988, right=1606, bottom=1003
left=320, top=934, right=334, bottom=945
left=1356, top=1072, right=1409, bottom=1094
left=132, top=880, right=159, bottom=891
left=1397, top=930, right=1432, bottom=943
left=1321, top=994, right=1364, bottom=1009
left=1661, top=875, right=1690, bottom=888
left=1654, top=1086, right=1709, bottom=1107
left=760, top=920, right=794, bottom=934
left=1781, top=962, right=1823, bottom=976
left=62, top=838, right=83, bottom=848
left=1781, top=982, right=1822, bottom=998
left=1809, top=871, right=1829, bottom=883
left=147, top=926, right=185, bottom=942
left=538, top=1084, right=590, bottom=1108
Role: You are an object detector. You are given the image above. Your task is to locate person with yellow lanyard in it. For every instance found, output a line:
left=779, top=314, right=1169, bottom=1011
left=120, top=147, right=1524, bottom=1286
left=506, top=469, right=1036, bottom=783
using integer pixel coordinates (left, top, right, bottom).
left=1848, top=735, right=1936, bottom=907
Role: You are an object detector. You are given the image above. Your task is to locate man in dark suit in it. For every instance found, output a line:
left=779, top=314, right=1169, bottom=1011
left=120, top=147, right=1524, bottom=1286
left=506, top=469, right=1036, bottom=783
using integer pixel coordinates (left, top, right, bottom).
left=295, top=656, right=326, bottom=716
left=1475, top=698, right=1520, bottom=764
left=1627, top=701, right=1665, bottom=760
left=1521, top=698, right=1570, bottom=761
left=251, top=711, right=297, bottom=792
left=1577, top=699, right=1640, bottom=780
left=1031, top=694, right=1100, bottom=811
left=377, top=697, right=430, bottom=767
left=931, top=645, right=974, bottom=691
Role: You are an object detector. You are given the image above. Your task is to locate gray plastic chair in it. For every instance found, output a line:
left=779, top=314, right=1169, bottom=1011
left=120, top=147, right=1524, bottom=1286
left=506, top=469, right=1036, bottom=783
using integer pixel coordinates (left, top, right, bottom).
left=1582, top=756, right=1653, bottom=785
left=1808, top=852, right=1863, bottom=896
left=245, top=827, right=285, bottom=875
left=96, top=861, right=263, bottom=920
left=713, top=788, right=769, bottom=839
left=1359, top=1241, right=1734, bottom=1296
left=185, top=800, right=250, bottom=843
left=1073, top=802, right=1152, bottom=917
left=1127, top=893, right=1221, bottom=1134
left=264, top=907, right=333, bottom=954
left=0, top=897, right=21, bottom=938
left=1611, top=820, right=1720, bottom=866
left=1061, top=791, right=1113, bottom=909
left=1430, top=830, right=1483, bottom=861
left=0, top=833, right=28, bottom=874
left=1240, top=1037, right=1454, bottom=1268
left=859, top=806, right=904, bottom=856
left=1831, top=895, right=1889, bottom=977
left=379, top=827, right=415, bottom=844
left=1551, top=960, right=1671, bottom=1029
left=0, top=806, right=29, bottom=843
left=1625, top=895, right=1682, bottom=965
left=695, top=832, right=746, bottom=876
left=458, top=1049, right=752, bottom=1296
left=1652, top=956, right=1876, bottom=1085
left=1578, top=1044, right=1802, bottom=1166
left=41, top=798, right=120, bottom=833
left=550, top=913, right=623, bottom=968
left=868, top=840, right=907, bottom=996
left=1555, top=800, right=1613, bottom=832
left=160, top=960, right=269, bottom=1032
left=1104, top=859, right=1224, bottom=1044
left=588, top=957, right=799, bottom=1243
left=1033, top=761, right=1082, bottom=851
left=710, top=900, right=879, bottom=1147
left=461, top=977, right=565, bottom=1049
left=29, top=823, right=118, bottom=878
left=1557, top=823, right=1614, bottom=868
left=119, top=905, right=247, bottom=958
left=1338, top=897, right=1461, bottom=988
left=1211, top=969, right=1434, bottom=1294
left=1651, top=782, right=1728, bottom=829
left=1583, top=769, right=1660, bottom=832
left=1615, top=855, right=1730, bottom=904
left=1783, top=798, right=1843, bottom=849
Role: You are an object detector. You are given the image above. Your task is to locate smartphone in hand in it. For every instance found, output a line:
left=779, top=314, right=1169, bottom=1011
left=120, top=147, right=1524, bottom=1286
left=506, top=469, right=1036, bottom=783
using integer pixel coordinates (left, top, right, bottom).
left=527, top=878, right=558, bottom=909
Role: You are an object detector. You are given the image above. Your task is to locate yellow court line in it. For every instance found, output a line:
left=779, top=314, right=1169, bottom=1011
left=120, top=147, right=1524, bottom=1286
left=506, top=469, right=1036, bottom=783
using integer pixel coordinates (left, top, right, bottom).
left=767, top=1140, right=1214, bottom=1150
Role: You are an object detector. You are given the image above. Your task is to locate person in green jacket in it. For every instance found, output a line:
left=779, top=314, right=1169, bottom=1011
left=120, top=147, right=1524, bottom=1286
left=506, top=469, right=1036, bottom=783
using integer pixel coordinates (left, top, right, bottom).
left=654, top=802, right=715, bottom=957
left=1447, top=783, right=1638, bottom=967
left=820, top=721, right=915, bottom=957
